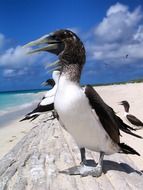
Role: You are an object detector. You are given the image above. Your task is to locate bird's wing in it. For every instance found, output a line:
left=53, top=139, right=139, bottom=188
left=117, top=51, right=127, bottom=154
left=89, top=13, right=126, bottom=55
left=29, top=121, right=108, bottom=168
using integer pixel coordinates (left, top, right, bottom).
left=127, top=114, right=143, bottom=126
left=20, top=96, right=54, bottom=122
left=31, top=103, right=54, bottom=113
left=84, top=85, right=120, bottom=144
left=115, top=115, right=142, bottom=138
left=20, top=103, right=54, bottom=122
left=84, top=85, right=142, bottom=143
left=19, top=114, right=39, bottom=122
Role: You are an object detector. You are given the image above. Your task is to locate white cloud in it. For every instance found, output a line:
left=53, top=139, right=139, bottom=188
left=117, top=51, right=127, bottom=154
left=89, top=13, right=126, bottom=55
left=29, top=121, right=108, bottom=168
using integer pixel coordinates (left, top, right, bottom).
left=3, top=67, right=30, bottom=78
left=94, top=3, right=142, bottom=43
left=3, top=69, right=15, bottom=77
left=107, top=3, right=128, bottom=16
left=0, top=35, right=52, bottom=79
left=0, top=46, right=40, bottom=66
left=133, top=25, right=143, bottom=42
left=86, top=3, right=143, bottom=64
left=1, top=3, right=143, bottom=77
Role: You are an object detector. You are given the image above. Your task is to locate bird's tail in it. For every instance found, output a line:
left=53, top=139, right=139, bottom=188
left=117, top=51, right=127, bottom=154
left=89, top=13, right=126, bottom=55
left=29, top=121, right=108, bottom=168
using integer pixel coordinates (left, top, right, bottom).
left=19, top=114, right=39, bottom=122
left=121, top=127, right=143, bottom=139
left=119, top=143, right=140, bottom=156
left=29, top=115, right=39, bottom=121
left=116, top=116, right=143, bottom=138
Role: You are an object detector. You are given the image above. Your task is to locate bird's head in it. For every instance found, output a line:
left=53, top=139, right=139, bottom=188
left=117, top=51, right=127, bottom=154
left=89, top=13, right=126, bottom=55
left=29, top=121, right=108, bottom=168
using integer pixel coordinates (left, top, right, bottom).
left=119, top=100, right=130, bottom=112
left=41, top=70, right=60, bottom=87
left=24, top=29, right=86, bottom=70
left=42, top=79, right=55, bottom=87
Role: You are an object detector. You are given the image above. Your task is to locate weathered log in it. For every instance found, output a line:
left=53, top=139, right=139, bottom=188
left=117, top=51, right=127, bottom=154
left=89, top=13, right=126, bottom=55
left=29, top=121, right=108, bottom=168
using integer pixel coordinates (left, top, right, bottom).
left=0, top=115, right=143, bottom=190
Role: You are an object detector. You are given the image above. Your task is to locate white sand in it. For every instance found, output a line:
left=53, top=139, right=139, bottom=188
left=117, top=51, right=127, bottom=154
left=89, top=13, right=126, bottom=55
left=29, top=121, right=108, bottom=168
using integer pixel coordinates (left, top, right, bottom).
left=0, top=116, right=41, bottom=159
left=96, top=82, right=143, bottom=167
left=0, top=82, right=143, bottom=165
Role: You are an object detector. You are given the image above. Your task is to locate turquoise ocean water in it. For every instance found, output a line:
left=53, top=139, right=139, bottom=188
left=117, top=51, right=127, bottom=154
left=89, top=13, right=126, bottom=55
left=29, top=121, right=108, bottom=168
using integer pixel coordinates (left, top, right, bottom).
left=0, top=90, right=46, bottom=126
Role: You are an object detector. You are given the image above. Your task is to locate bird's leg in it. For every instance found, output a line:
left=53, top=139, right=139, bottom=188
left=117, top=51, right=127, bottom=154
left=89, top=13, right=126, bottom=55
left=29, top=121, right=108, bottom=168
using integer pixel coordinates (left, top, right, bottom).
left=43, top=111, right=56, bottom=123
left=80, top=147, right=87, bottom=165
left=51, top=110, right=57, bottom=119
left=79, top=151, right=104, bottom=177
left=91, top=151, right=104, bottom=177
left=47, top=111, right=56, bottom=121
left=52, top=110, right=59, bottom=120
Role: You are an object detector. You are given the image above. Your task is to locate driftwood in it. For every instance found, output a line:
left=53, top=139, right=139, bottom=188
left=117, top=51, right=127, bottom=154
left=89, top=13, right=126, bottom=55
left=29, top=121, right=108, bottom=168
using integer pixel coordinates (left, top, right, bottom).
left=0, top=115, right=143, bottom=190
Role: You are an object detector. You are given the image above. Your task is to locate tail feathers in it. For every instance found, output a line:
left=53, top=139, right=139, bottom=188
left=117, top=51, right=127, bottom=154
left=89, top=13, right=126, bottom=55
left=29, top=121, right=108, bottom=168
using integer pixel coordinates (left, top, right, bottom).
left=116, top=115, right=136, bottom=131
left=30, top=115, right=39, bottom=121
left=119, top=143, right=140, bottom=156
left=116, top=116, right=143, bottom=138
left=121, top=128, right=142, bottom=139
left=122, top=122, right=136, bottom=131
left=19, top=117, right=30, bottom=122
left=19, top=114, right=39, bottom=122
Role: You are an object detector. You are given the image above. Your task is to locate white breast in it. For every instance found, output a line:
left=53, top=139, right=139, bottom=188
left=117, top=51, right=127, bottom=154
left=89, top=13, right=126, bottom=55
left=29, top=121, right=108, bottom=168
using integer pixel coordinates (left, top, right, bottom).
left=44, top=84, right=57, bottom=98
left=124, top=111, right=128, bottom=117
left=54, top=76, right=119, bottom=155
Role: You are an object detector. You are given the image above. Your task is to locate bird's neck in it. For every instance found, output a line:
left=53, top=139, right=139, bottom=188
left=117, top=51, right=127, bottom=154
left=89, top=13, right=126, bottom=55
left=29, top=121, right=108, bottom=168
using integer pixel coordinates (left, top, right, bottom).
left=59, top=41, right=85, bottom=83
left=124, top=106, right=129, bottom=113
left=60, top=62, right=83, bottom=83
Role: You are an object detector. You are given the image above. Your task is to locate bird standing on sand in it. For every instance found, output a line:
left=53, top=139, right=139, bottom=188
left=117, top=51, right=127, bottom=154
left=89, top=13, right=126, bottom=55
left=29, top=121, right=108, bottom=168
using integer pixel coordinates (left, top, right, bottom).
left=20, top=70, right=60, bottom=122
left=24, top=29, right=142, bottom=177
left=120, top=100, right=143, bottom=130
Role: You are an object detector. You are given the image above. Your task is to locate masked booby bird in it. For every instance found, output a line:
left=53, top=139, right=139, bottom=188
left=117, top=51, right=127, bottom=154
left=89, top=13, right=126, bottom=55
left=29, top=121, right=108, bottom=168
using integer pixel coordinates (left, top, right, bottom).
left=20, top=70, right=60, bottom=122
left=24, top=29, right=142, bottom=177
left=120, top=100, right=143, bottom=130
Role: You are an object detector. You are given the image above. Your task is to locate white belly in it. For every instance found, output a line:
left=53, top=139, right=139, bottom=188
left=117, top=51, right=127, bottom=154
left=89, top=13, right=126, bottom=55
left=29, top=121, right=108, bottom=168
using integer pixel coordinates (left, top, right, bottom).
left=55, top=76, right=119, bottom=155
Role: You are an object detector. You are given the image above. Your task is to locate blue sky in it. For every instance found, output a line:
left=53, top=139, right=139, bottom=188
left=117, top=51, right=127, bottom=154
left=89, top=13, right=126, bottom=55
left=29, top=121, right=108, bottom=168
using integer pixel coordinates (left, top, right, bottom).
left=0, top=0, right=143, bottom=91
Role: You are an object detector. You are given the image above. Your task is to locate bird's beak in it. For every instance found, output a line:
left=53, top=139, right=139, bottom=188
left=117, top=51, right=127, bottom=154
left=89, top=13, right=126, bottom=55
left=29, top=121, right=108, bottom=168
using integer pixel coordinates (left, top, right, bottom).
left=45, top=60, right=61, bottom=73
left=118, top=102, right=123, bottom=105
left=41, top=81, right=48, bottom=87
left=23, top=35, right=64, bottom=55
left=45, top=60, right=60, bottom=69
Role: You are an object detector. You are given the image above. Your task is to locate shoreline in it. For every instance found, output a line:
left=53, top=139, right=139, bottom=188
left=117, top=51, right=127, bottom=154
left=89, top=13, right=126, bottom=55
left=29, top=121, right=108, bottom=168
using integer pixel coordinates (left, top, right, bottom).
left=0, top=91, right=46, bottom=159
left=0, top=91, right=45, bottom=127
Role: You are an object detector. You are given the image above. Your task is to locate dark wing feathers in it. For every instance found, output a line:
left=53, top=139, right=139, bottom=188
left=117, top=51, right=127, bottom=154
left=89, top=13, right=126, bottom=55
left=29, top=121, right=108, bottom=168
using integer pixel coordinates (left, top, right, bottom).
left=85, top=85, right=120, bottom=143
left=116, top=116, right=142, bottom=139
left=31, top=103, right=54, bottom=113
left=19, top=114, right=39, bottom=122
left=119, top=143, right=140, bottom=156
left=127, top=114, right=143, bottom=127
left=20, top=103, right=54, bottom=122
left=85, top=85, right=142, bottom=144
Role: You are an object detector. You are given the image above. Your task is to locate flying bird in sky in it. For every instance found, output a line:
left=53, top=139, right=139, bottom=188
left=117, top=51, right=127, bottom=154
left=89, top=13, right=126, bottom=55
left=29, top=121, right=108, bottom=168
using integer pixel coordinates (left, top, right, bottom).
left=125, top=54, right=128, bottom=58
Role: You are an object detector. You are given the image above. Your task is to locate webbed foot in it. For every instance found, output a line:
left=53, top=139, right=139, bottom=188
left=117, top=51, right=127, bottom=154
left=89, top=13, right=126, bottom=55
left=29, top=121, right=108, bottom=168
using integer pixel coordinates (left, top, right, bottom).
left=59, top=163, right=102, bottom=177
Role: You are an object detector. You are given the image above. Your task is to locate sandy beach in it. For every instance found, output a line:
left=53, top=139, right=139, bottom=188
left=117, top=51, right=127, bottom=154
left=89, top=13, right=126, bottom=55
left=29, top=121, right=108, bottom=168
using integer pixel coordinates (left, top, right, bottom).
left=0, top=82, right=143, bottom=161
left=0, top=117, right=34, bottom=159
left=1, top=82, right=143, bottom=189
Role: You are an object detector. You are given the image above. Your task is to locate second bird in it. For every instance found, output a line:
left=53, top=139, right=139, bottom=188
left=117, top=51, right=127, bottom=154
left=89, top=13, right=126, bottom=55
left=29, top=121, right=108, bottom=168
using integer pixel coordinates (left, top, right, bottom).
left=120, top=100, right=143, bottom=130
